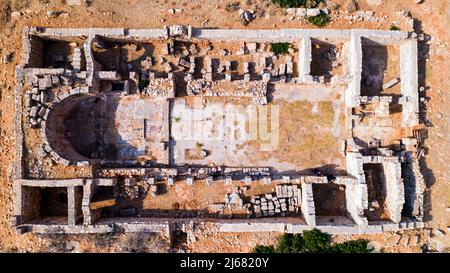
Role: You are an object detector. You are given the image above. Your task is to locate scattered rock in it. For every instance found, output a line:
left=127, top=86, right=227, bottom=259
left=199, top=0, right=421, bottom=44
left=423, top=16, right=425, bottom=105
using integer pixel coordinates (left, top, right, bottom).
left=11, top=12, right=21, bottom=19
left=46, top=10, right=66, bottom=17
left=398, top=235, right=410, bottom=247
left=367, top=241, right=382, bottom=252
left=306, top=9, right=321, bottom=17
left=65, top=241, right=81, bottom=253
left=67, top=0, right=82, bottom=5
left=2, top=53, right=13, bottom=64
left=432, top=228, right=445, bottom=237
left=168, top=8, right=183, bottom=14
left=366, top=0, right=383, bottom=5
left=240, top=10, right=255, bottom=25
left=386, top=234, right=401, bottom=246
left=345, top=0, right=359, bottom=13
left=329, top=3, right=340, bottom=10
left=408, top=235, right=420, bottom=246
left=225, top=2, right=240, bottom=12
left=427, top=239, right=445, bottom=252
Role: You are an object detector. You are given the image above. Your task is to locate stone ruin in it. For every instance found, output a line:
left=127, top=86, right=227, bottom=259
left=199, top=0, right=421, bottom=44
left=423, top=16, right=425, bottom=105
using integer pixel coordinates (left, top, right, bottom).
left=12, top=26, right=427, bottom=238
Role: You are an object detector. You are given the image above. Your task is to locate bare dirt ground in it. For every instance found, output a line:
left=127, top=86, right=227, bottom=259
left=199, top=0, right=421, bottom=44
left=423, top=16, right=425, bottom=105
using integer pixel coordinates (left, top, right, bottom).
left=0, top=0, right=449, bottom=253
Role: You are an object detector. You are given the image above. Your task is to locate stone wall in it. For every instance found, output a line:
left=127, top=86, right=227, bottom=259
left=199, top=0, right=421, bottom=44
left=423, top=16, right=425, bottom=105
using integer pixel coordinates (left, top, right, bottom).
left=13, top=178, right=117, bottom=227
left=14, top=68, right=25, bottom=181
left=336, top=177, right=368, bottom=226
left=301, top=183, right=316, bottom=226
left=346, top=152, right=366, bottom=184
left=28, top=27, right=410, bottom=44
left=68, top=186, right=83, bottom=225
left=17, top=186, right=41, bottom=224
left=214, top=218, right=423, bottom=235
left=27, top=35, right=44, bottom=68
left=381, top=158, right=405, bottom=223
left=298, top=37, right=311, bottom=81
left=84, top=35, right=100, bottom=90
left=186, top=79, right=267, bottom=104
left=363, top=156, right=405, bottom=223
left=345, top=34, right=362, bottom=108
left=406, top=153, right=426, bottom=220
left=400, top=40, right=419, bottom=127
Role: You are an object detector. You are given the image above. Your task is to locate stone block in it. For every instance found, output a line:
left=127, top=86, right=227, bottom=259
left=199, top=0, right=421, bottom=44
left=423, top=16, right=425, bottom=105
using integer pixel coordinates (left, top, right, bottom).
left=186, top=177, right=194, bottom=185
left=29, top=106, right=38, bottom=117
left=146, top=177, right=155, bottom=185
left=225, top=176, right=232, bottom=185
left=205, top=72, right=213, bottom=81
left=243, top=62, right=249, bottom=74
left=225, top=73, right=232, bottom=81
left=37, top=106, right=46, bottom=117
left=168, top=177, right=174, bottom=186
left=244, top=176, right=252, bottom=184
left=164, top=62, right=172, bottom=73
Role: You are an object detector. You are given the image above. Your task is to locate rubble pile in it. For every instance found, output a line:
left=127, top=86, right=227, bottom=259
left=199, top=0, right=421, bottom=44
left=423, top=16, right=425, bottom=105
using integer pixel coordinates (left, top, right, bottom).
left=24, top=72, right=87, bottom=127
left=142, top=78, right=174, bottom=97
left=345, top=11, right=382, bottom=22
left=209, top=187, right=252, bottom=216
left=251, top=184, right=301, bottom=217
left=286, top=8, right=329, bottom=18
left=25, top=87, right=51, bottom=127
left=186, top=79, right=268, bottom=104
left=239, top=10, right=255, bottom=25
left=120, top=177, right=151, bottom=200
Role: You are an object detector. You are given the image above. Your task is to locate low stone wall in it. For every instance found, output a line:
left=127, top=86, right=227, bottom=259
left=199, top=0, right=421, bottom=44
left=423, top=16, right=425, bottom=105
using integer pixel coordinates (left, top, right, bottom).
left=298, top=36, right=311, bottom=80
left=143, top=78, right=175, bottom=98
left=301, top=183, right=316, bottom=226
left=400, top=40, right=419, bottom=127
left=186, top=79, right=267, bottom=104
left=214, top=219, right=423, bottom=235
left=345, top=34, right=362, bottom=108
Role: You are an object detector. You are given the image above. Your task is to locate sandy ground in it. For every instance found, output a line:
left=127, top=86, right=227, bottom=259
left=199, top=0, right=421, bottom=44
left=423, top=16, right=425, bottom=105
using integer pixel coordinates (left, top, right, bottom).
left=0, top=0, right=449, bottom=252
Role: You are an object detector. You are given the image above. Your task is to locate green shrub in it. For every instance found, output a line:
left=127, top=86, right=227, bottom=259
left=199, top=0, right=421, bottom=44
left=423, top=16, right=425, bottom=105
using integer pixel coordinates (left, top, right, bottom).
left=290, top=234, right=306, bottom=252
left=195, top=142, right=203, bottom=148
left=275, top=234, right=305, bottom=253
left=270, top=42, right=291, bottom=55
left=252, top=229, right=372, bottom=254
left=271, top=0, right=324, bottom=8
left=307, top=11, right=330, bottom=27
left=139, top=79, right=149, bottom=90
left=253, top=245, right=276, bottom=253
left=390, top=24, right=400, bottom=31
left=332, top=239, right=370, bottom=253
left=302, top=228, right=332, bottom=253
left=275, top=234, right=293, bottom=253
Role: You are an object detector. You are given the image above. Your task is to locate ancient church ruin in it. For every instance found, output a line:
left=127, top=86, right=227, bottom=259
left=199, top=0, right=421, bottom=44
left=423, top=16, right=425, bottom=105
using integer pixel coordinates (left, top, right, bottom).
left=12, top=26, right=426, bottom=236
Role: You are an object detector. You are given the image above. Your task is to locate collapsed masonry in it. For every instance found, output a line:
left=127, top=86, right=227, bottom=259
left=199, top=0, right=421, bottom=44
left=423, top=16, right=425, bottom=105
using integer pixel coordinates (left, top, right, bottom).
left=12, top=26, right=427, bottom=236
